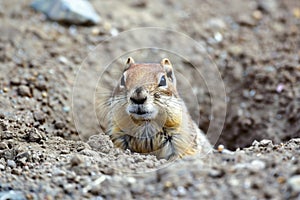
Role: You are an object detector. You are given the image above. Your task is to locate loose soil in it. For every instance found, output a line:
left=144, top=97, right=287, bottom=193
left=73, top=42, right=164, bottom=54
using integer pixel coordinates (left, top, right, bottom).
left=0, top=0, right=300, bottom=199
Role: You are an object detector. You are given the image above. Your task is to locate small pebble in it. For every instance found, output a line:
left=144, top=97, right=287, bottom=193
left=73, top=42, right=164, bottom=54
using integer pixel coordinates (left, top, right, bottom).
left=250, top=160, right=266, bottom=170
left=28, top=129, right=43, bottom=143
left=12, top=168, right=22, bottom=175
left=3, top=87, right=8, bottom=93
left=259, top=139, right=273, bottom=147
left=277, top=176, right=286, bottom=184
left=10, top=78, right=21, bottom=86
left=7, top=160, right=17, bottom=168
left=18, top=85, right=31, bottom=97
left=252, top=10, right=263, bottom=20
left=0, top=142, right=9, bottom=150
left=177, top=186, right=187, bottom=196
left=214, top=32, right=223, bottom=42
left=209, top=169, right=225, bottom=178
left=164, top=181, right=173, bottom=188
left=293, top=8, right=300, bottom=18
left=42, top=92, right=48, bottom=98
left=0, top=164, right=5, bottom=170
left=249, top=90, right=256, bottom=97
left=276, top=84, right=284, bottom=93
left=70, top=155, right=83, bottom=167
left=91, top=27, right=100, bottom=35
left=62, top=106, right=70, bottom=113
left=0, top=112, right=5, bottom=119
left=58, top=56, right=69, bottom=65
left=237, top=14, right=256, bottom=26
left=217, top=144, right=224, bottom=153
left=53, top=168, right=66, bottom=176
left=288, top=175, right=300, bottom=192
left=55, top=121, right=65, bottom=129
left=110, top=28, right=119, bottom=37
left=33, top=111, right=46, bottom=123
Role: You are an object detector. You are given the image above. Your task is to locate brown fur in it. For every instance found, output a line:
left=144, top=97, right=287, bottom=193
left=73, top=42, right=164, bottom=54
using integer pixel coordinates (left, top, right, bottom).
left=101, top=57, right=211, bottom=160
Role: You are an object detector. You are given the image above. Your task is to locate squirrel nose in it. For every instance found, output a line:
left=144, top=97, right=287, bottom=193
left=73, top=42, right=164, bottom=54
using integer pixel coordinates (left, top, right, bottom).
left=130, top=86, right=147, bottom=104
left=130, top=96, right=147, bottom=104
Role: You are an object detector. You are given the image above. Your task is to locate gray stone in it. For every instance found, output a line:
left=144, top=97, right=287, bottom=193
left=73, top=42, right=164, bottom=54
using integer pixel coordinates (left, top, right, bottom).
left=250, top=160, right=266, bottom=170
left=31, top=0, right=101, bottom=25
left=0, top=191, right=26, bottom=200
left=288, top=175, right=300, bottom=192
left=18, top=85, right=31, bottom=97
left=257, top=0, right=278, bottom=13
left=33, top=111, right=46, bottom=123
left=7, top=159, right=17, bottom=168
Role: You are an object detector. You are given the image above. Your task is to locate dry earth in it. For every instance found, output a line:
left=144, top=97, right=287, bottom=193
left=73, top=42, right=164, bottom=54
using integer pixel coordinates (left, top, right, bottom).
left=0, top=0, right=300, bottom=199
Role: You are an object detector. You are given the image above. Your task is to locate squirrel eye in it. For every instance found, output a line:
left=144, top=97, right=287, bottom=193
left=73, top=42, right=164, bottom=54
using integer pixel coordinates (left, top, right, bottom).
left=120, top=75, right=126, bottom=87
left=158, top=75, right=167, bottom=87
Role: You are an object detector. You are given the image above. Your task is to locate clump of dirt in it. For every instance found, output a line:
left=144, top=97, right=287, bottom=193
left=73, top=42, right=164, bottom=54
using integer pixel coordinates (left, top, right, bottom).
left=0, top=0, right=300, bottom=199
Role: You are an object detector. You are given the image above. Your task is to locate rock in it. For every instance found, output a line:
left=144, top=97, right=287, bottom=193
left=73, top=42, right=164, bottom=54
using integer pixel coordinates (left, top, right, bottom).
left=250, top=160, right=266, bottom=170
left=252, top=10, right=263, bottom=20
left=58, top=56, right=69, bottom=65
left=7, top=159, right=17, bottom=168
left=70, top=155, right=83, bottom=167
left=214, top=32, right=223, bottom=43
left=217, top=144, right=224, bottom=153
left=227, top=45, right=244, bottom=57
left=254, top=94, right=264, bottom=102
left=1, top=131, right=13, bottom=139
left=204, top=18, right=227, bottom=30
left=62, top=106, right=70, bottom=113
left=131, top=0, right=147, bottom=8
left=177, top=186, right=187, bottom=196
left=131, top=182, right=144, bottom=194
left=0, top=191, right=26, bottom=200
left=31, top=0, right=101, bottom=25
left=288, top=175, right=300, bottom=192
left=208, top=168, right=225, bottom=178
left=54, top=121, right=65, bottom=129
left=12, top=168, right=22, bottom=175
left=18, top=85, right=31, bottom=97
left=0, top=112, right=5, bottom=119
left=257, top=0, right=279, bottom=13
left=0, top=142, right=8, bottom=150
left=34, top=80, right=47, bottom=91
left=53, top=168, right=66, bottom=176
left=10, top=77, right=21, bottom=86
left=16, top=151, right=31, bottom=165
left=293, top=8, right=300, bottom=19
left=237, top=14, right=256, bottom=27
left=33, top=111, right=46, bottom=123
left=259, top=139, right=273, bottom=147
left=27, top=128, right=44, bottom=143
left=252, top=139, right=273, bottom=147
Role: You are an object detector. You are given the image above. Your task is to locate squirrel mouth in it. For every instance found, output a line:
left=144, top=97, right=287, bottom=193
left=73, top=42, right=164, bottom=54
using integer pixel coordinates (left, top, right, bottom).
left=135, top=107, right=148, bottom=115
left=127, top=105, right=157, bottom=120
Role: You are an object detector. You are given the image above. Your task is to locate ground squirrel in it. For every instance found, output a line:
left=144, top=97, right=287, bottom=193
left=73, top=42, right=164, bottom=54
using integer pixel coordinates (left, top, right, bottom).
left=101, top=57, right=211, bottom=160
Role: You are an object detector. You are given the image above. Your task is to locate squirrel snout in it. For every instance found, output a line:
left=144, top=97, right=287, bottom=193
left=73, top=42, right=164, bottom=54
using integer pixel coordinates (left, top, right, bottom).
left=130, top=87, right=147, bottom=104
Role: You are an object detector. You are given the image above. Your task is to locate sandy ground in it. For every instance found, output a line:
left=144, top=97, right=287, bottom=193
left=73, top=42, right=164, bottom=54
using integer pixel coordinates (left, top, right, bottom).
left=0, top=0, right=300, bottom=199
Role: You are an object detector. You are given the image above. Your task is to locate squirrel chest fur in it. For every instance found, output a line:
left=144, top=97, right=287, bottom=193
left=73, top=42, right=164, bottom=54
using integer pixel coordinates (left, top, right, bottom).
left=104, top=57, right=211, bottom=160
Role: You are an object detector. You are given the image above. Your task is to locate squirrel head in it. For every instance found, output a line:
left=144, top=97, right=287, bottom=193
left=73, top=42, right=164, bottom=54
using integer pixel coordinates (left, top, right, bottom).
left=113, top=57, right=180, bottom=122
left=119, top=57, right=177, bottom=93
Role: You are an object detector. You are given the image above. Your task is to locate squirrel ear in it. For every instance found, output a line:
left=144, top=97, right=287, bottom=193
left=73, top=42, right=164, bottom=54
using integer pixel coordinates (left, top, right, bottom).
left=124, top=57, right=135, bottom=70
left=161, top=58, right=171, bottom=66
left=161, top=58, right=176, bottom=84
